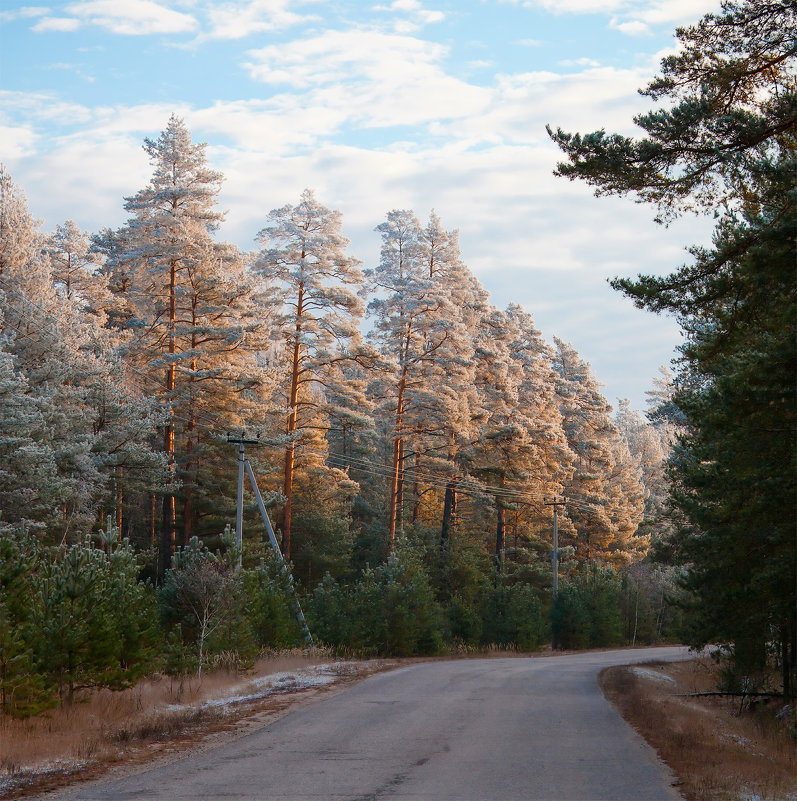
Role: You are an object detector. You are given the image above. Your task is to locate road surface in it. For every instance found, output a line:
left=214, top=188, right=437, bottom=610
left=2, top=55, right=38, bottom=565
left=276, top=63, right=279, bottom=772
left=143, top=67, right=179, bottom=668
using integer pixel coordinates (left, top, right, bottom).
left=53, top=647, right=687, bottom=801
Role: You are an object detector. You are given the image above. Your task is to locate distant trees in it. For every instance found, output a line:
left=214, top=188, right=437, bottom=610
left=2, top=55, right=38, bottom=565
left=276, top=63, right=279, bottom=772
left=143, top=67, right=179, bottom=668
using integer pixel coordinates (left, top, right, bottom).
left=550, top=0, right=796, bottom=694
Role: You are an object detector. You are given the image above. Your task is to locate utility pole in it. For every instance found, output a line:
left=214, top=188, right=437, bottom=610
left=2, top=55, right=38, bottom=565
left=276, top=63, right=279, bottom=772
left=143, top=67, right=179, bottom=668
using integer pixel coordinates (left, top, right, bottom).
left=545, top=497, right=566, bottom=649
left=244, top=458, right=313, bottom=646
left=226, top=431, right=313, bottom=645
left=227, top=431, right=261, bottom=566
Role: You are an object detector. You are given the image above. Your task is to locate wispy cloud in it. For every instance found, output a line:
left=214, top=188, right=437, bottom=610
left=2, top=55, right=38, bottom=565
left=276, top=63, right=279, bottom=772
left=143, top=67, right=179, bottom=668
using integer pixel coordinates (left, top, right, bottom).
left=508, top=0, right=722, bottom=36
left=558, top=57, right=601, bottom=67
left=242, top=28, right=489, bottom=131
left=33, top=0, right=199, bottom=35
left=198, top=0, right=319, bottom=41
left=0, top=6, right=50, bottom=23
left=33, top=15, right=81, bottom=31
left=372, top=0, right=444, bottom=33
left=609, top=19, right=651, bottom=36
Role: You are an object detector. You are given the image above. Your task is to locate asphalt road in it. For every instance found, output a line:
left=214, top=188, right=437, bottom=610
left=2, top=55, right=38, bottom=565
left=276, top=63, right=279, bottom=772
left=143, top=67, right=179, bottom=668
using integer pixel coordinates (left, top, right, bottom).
left=53, top=647, right=688, bottom=801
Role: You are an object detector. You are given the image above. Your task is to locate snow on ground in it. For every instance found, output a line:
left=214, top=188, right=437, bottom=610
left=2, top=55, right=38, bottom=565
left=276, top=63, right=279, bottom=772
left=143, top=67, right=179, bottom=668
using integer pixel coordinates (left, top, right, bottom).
left=630, top=666, right=676, bottom=683
left=166, top=662, right=360, bottom=713
left=0, top=760, right=88, bottom=797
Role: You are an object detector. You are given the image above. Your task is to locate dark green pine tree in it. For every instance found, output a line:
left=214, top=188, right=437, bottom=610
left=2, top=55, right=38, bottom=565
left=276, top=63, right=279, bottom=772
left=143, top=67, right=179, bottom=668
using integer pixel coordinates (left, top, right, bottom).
left=0, top=526, right=56, bottom=716
left=548, top=0, right=796, bottom=694
left=35, top=535, right=160, bottom=698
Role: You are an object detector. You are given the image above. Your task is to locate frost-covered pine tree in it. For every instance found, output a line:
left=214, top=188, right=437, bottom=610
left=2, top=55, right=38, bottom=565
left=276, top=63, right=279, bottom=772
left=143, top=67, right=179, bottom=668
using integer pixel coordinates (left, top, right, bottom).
left=0, top=167, right=47, bottom=285
left=96, top=116, right=265, bottom=566
left=0, top=171, right=164, bottom=543
left=367, top=210, right=473, bottom=548
left=552, top=339, right=645, bottom=564
left=614, top=399, right=668, bottom=532
left=255, top=189, right=370, bottom=561
left=47, top=220, right=117, bottom=323
left=465, top=306, right=570, bottom=565
left=502, top=305, right=574, bottom=554
left=411, top=214, right=489, bottom=548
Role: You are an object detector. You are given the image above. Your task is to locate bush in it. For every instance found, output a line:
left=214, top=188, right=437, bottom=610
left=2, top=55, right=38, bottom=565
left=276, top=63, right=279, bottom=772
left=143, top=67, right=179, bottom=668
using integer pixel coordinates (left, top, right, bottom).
left=32, top=532, right=160, bottom=700
left=244, top=558, right=305, bottom=649
left=553, top=564, right=623, bottom=649
left=309, top=548, right=444, bottom=656
left=478, top=581, right=547, bottom=651
left=159, top=537, right=245, bottom=677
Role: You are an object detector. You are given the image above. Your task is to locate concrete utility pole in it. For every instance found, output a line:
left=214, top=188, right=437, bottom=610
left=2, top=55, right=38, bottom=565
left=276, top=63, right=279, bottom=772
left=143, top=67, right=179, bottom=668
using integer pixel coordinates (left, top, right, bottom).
left=545, top=497, right=566, bottom=649
left=227, top=431, right=261, bottom=566
left=226, top=431, right=313, bottom=645
left=244, top=458, right=313, bottom=646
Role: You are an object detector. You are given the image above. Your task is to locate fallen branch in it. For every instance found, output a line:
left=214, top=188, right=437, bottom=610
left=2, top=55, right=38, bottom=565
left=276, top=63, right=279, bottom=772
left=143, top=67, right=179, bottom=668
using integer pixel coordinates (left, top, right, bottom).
left=677, top=691, right=784, bottom=698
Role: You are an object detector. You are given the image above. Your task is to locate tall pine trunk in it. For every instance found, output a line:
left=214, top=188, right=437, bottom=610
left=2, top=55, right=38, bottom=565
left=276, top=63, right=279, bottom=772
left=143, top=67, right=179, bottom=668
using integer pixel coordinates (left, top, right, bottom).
left=388, top=323, right=413, bottom=548
left=388, top=374, right=408, bottom=548
left=440, top=432, right=459, bottom=556
left=183, top=319, right=198, bottom=546
left=282, top=282, right=304, bottom=560
left=495, top=472, right=506, bottom=569
left=161, top=257, right=177, bottom=576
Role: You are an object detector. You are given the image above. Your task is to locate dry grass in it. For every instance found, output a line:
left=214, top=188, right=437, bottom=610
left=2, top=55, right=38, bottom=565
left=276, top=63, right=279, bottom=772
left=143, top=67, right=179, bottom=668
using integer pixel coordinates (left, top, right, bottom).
left=600, top=657, right=797, bottom=801
left=0, top=650, right=393, bottom=800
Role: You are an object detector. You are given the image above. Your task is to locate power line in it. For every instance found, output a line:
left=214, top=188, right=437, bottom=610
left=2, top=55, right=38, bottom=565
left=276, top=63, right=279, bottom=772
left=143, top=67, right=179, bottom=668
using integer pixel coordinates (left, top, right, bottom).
left=1, top=274, right=607, bottom=518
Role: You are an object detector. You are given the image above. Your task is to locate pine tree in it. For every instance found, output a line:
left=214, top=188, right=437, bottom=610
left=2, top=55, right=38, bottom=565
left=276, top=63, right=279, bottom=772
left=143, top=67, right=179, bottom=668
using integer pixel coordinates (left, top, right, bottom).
left=549, top=0, right=796, bottom=691
left=0, top=170, right=164, bottom=544
left=465, top=308, right=572, bottom=569
left=98, top=116, right=266, bottom=568
left=0, top=525, right=55, bottom=716
left=367, top=210, right=476, bottom=549
left=255, top=189, right=370, bottom=562
left=553, top=339, right=645, bottom=565
left=47, top=220, right=114, bottom=320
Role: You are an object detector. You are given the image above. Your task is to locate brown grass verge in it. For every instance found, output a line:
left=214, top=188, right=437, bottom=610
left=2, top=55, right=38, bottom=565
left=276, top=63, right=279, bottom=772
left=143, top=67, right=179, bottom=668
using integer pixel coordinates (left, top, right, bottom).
left=0, top=651, right=400, bottom=800
left=600, top=658, right=797, bottom=801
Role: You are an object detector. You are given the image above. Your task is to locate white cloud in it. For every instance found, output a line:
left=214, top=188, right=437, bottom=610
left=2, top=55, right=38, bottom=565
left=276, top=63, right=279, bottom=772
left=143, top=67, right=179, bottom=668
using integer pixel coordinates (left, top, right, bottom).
left=512, top=0, right=722, bottom=36
left=243, top=29, right=489, bottom=131
left=610, top=19, right=651, bottom=36
left=199, top=0, right=317, bottom=40
left=558, top=57, right=601, bottom=67
left=45, top=0, right=200, bottom=35
left=0, top=124, right=39, bottom=159
left=634, top=0, right=722, bottom=26
left=520, top=0, right=628, bottom=12
left=33, top=15, right=81, bottom=30
left=372, top=0, right=444, bottom=32
left=0, top=6, right=50, bottom=22
left=0, top=90, right=96, bottom=127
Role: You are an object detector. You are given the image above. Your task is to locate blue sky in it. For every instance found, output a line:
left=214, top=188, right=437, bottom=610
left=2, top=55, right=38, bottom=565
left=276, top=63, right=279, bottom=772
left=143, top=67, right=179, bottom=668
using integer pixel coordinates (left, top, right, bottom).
left=1, top=0, right=720, bottom=410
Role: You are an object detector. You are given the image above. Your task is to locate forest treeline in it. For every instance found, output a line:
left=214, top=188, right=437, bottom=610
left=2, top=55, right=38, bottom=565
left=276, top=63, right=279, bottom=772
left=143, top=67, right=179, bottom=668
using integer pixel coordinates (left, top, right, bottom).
left=0, top=116, right=680, bottom=714
left=1, top=0, right=793, bottom=716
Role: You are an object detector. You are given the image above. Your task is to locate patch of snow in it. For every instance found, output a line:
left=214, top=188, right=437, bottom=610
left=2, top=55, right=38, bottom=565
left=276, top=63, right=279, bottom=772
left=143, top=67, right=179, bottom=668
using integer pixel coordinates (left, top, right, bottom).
left=166, top=663, right=352, bottom=713
left=0, top=759, right=88, bottom=794
left=630, top=667, right=676, bottom=683
left=720, top=733, right=764, bottom=757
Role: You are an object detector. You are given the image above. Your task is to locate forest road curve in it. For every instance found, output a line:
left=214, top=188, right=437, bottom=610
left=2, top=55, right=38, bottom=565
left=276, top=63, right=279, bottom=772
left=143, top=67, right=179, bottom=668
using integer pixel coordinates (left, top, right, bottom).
left=50, top=646, right=688, bottom=801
